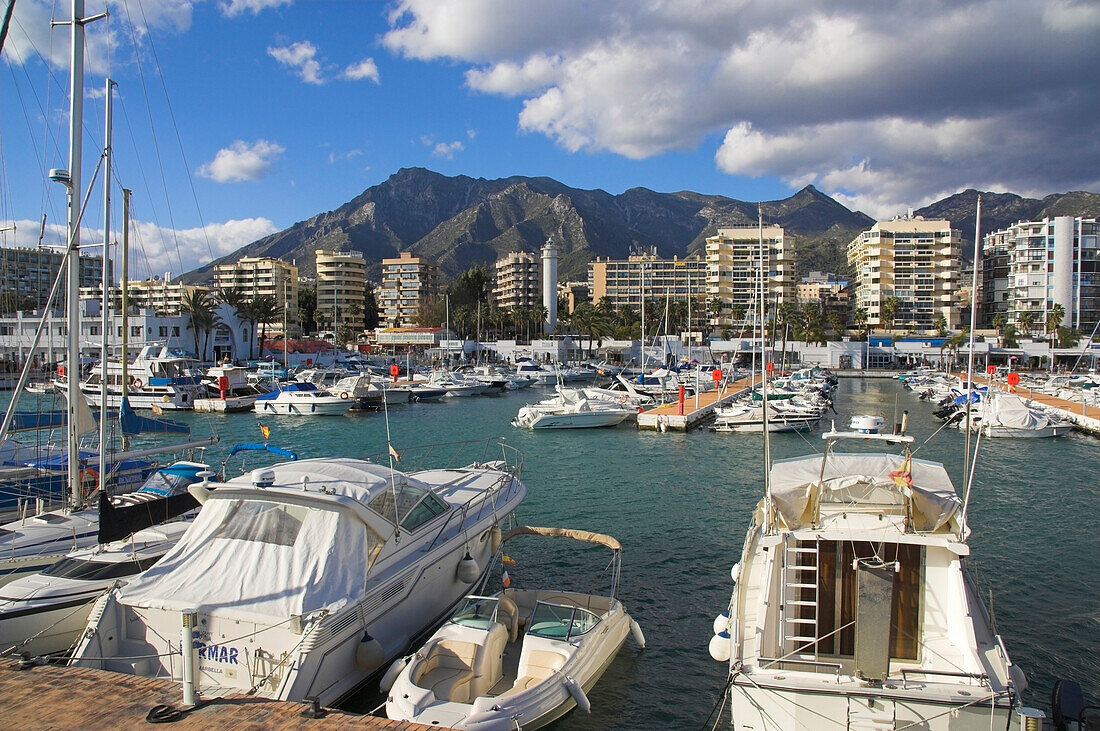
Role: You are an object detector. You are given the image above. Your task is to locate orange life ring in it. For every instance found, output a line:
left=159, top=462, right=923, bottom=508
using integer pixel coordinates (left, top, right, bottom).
left=79, top=467, right=99, bottom=495
left=131, top=377, right=143, bottom=388
left=340, top=392, right=350, bottom=400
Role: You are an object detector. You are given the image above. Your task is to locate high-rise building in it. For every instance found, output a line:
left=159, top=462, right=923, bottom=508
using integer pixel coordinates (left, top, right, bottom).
left=704, top=225, right=794, bottom=331
left=492, top=251, right=540, bottom=310
left=847, top=217, right=961, bottom=331
left=0, top=246, right=110, bottom=310
left=588, top=250, right=708, bottom=332
left=212, top=256, right=299, bottom=335
left=379, top=252, right=440, bottom=327
left=981, top=216, right=1099, bottom=334
left=80, top=278, right=209, bottom=316
left=315, top=249, right=366, bottom=333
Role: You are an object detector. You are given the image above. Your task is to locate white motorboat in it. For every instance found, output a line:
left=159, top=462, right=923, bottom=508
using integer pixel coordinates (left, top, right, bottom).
left=71, top=444, right=528, bottom=707
left=707, top=420, right=1028, bottom=730
left=426, top=371, right=489, bottom=397
left=0, top=461, right=209, bottom=587
left=391, top=381, right=449, bottom=402
left=330, top=373, right=409, bottom=409
left=974, top=392, right=1072, bottom=438
left=0, top=521, right=190, bottom=658
left=515, top=359, right=558, bottom=385
left=253, top=381, right=350, bottom=415
left=68, top=345, right=206, bottom=410
left=385, top=526, right=644, bottom=729
left=512, top=389, right=636, bottom=429
left=712, top=401, right=822, bottom=433
left=195, top=363, right=271, bottom=413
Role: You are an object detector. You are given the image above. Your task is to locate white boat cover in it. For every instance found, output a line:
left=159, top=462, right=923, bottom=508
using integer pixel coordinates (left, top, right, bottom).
left=985, top=394, right=1047, bottom=430
left=768, top=452, right=960, bottom=533
left=117, top=459, right=413, bottom=622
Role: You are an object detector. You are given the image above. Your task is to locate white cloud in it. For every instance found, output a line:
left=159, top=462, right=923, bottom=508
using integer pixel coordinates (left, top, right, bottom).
left=220, top=0, right=294, bottom=18
left=268, top=41, right=324, bottom=84
left=384, top=0, right=1100, bottom=206
left=197, top=140, right=285, bottom=183
left=1, top=216, right=278, bottom=279
left=431, top=141, right=465, bottom=159
left=343, top=58, right=381, bottom=83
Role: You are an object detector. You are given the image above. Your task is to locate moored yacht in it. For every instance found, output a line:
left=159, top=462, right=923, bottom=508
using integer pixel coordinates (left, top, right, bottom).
left=707, top=419, right=1028, bottom=729
left=253, top=381, right=350, bottom=415
left=69, top=345, right=205, bottom=410
left=70, top=444, right=528, bottom=707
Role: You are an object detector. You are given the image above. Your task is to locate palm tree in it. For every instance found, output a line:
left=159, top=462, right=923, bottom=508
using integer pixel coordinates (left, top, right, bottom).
left=992, top=312, right=1007, bottom=336
left=1017, top=310, right=1035, bottom=338
left=931, top=314, right=948, bottom=337
left=250, top=295, right=280, bottom=357
left=570, top=302, right=612, bottom=358
left=881, top=296, right=900, bottom=332
left=1001, top=324, right=1019, bottom=348
left=827, top=311, right=847, bottom=340
left=182, top=289, right=220, bottom=361
left=852, top=306, right=869, bottom=340
left=1046, top=303, right=1065, bottom=347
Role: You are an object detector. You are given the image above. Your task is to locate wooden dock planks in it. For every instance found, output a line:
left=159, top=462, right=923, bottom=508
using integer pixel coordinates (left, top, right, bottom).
left=0, top=663, right=442, bottom=730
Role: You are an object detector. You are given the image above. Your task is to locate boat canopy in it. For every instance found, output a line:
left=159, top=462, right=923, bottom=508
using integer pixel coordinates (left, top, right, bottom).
left=503, top=525, right=621, bottom=552
left=768, top=452, right=960, bottom=533
left=117, top=458, right=434, bottom=622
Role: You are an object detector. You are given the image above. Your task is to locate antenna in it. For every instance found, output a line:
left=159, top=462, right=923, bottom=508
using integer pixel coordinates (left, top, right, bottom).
left=959, top=195, right=982, bottom=539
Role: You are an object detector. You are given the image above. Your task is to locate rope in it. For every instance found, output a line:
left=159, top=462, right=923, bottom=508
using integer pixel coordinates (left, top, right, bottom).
left=700, top=662, right=741, bottom=731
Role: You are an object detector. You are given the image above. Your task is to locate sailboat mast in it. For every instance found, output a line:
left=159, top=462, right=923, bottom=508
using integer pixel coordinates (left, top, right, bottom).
left=98, top=78, right=115, bottom=485
left=759, top=205, right=773, bottom=527
left=960, top=195, right=982, bottom=531
left=121, top=189, right=130, bottom=399
left=64, top=0, right=87, bottom=507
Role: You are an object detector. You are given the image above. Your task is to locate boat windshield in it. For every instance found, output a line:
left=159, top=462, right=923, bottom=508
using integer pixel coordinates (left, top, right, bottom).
left=449, top=595, right=500, bottom=630
left=527, top=601, right=600, bottom=640
left=368, top=483, right=449, bottom=530
left=42, top=554, right=165, bottom=580
left=215, top=500, right=309, bottom=546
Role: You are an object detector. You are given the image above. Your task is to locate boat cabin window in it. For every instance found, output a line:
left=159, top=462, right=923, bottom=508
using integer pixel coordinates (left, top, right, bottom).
left=793, top=539, right=920, bottom=660
left=368, top=483, right=448, bottom=530
left=215, top=499, right=309, bottom=547
left=528, top=601, right=600, bottom=640
left=42, top=554, right=165, bottom=580
left=136, top=470, right=200, bottom=497
left=449, top=596, right=500, bottom=630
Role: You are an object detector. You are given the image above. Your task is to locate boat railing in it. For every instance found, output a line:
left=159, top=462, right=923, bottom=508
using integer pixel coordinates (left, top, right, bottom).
left=901, top=668, right=991, bottom=689
left=758, top=656, right=842, bottom=681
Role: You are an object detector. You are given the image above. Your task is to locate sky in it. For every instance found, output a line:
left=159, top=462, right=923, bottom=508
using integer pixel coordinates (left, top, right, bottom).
left=1, top=0, right=1097, bottom=280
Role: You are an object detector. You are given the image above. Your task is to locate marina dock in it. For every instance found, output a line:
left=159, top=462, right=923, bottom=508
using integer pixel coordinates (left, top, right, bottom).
left=637, top=375, right=762, bottom=431
left=0, top=663, right=440, bottom=730
left=959, top=373, right=1100, bottom=435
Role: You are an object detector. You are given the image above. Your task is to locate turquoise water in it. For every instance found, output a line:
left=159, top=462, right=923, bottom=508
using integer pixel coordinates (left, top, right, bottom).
left=12, top=378, right=1098, bottom=726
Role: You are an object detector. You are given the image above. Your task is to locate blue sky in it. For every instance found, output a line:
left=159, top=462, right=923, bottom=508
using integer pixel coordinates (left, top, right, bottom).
left=2, top=0, right=1097, bottom=279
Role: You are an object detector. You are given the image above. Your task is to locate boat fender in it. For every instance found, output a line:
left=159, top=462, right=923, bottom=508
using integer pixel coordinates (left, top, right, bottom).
left=564, top=676, right=590, bottom=713
left=631, top=619, right=646, bottom=649
left=490, top=524, right=502, bottom=553
left=379, top=656, right=408, bottom=693
left=457, top=552, right=481, bottom=583
left=730, top=562, right=741, bottom=582
left=340, top=392, right=349, bottom=400
left=712, top=610, right=731, bottom=636
left=355, top=631, right=385, bottom=671
left=709, top=631, right=731, bottom=662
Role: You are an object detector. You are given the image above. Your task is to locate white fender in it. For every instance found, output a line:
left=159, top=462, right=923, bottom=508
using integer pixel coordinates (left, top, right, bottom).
left=355, top=631, right=385, bottom=671
left=709, top=631, right=731, bottom=662
left=564, top=676, right=591, bottom=713
left=730, top=562, right=741, bottom=582
left=379, top=656, right=408, bottom=693
left=712, top=610, right=730, bottom=636
left=631, top=619, right=646, bottom=649
left=490, top=524, right=502, bottom=553
left=457, top=552, right=480, bottom=583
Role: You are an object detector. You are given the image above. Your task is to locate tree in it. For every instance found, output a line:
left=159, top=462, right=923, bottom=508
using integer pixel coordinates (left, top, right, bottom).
left=1017, top=310, right=1035, bottom=337
left=297, top=285, right=317, bottom=333
left=1001, top=324, right=1019, bottom=348
left=992, top=312, right=1007, bottom=336
left=569, top=302, right=613, bottom=358
left=1046, top=304, right=1065, bottom=346
left=362, top=283, right=379, bottom=330
left=931, top=314, right=948, bottom=337
left=1056, top=326, right=1080, bottom=349
left=827, top=311, right=847, bottom=340
left=250, top=295, right=280, bottom=356
left=852, top=306, right=869, bottom=341
left=881, top=296, right=899, bottom=332
left=449, top=266, right=492, bottom=308
left=182, top=289, right=220, bottom=361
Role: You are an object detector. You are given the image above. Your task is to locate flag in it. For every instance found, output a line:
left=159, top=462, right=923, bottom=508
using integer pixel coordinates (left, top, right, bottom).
left=151, top=403, right=163, bottom=415
left=502, top=554, right=517, bottom=566
left=388, top=444, right=401, bottom=462
left=889, top=455, right=913, bottom=488
left=259, top=424, right=270, bottom=440
left=502, top=569, right=511, bottom=588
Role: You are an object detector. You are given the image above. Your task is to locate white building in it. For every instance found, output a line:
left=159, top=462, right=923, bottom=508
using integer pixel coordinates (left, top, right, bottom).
left=705, top=225, right=794, bottom=332
left=847, top=217, right=962, bottom=331
left=982, top=216, right=1099, bottom=334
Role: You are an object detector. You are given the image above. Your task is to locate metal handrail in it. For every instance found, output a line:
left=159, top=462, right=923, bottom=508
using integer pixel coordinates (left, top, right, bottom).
left=901, top=668, right=990, bottom=688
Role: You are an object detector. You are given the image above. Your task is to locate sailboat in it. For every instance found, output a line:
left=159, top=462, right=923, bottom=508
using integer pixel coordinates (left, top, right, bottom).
left=706, top=199, right=1033, bottom=730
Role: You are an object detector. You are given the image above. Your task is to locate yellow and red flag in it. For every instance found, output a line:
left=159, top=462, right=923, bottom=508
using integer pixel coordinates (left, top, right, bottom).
left=502, top=554, right=517, bottom=566
left=388, top=444, right=401, bottom=462
left=889, top=455, right=913, bottom=488
left=259, top=424, right=271, bottom=440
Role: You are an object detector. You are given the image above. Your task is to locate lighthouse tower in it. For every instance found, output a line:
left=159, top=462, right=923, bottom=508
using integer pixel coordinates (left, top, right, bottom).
left=541, top=237, right=558, bottom=335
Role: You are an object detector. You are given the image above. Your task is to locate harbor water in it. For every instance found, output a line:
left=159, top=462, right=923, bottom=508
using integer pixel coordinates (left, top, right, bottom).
left=12, top=377, right=1099, bottom=727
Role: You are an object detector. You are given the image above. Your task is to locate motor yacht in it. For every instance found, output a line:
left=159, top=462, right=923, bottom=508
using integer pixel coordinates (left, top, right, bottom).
left=707, top=418, right=1028, bottom=729
left=71, top=445, right=528, bottom=707
left=385, top=526, right=644, bottom=729
left=512, top=389, right=636, bottom=429
left=67, top=345, right=206, bottom=410
left=253, top=382, right=350, bottom=415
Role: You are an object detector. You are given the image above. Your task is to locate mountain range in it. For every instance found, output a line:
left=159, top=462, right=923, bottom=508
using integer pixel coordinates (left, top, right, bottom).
left=182, top=168, right=1100, bottom=285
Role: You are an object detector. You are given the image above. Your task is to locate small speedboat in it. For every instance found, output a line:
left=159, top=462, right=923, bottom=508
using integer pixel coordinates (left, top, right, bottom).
left=385, top=526, right=644, bottom=729
left=253, top=381, right=349, bottom=415
left=512, top=389, right=636, bottom=429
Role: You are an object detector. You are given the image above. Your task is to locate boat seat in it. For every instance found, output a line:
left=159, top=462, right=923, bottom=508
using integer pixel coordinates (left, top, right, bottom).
left=498, top=649, right=566, bottom=697
left=469, top=622, right=509, bottom=699
left=414, top=639, right=478, bottom=703
left=497, top=595, right=520, bottom=643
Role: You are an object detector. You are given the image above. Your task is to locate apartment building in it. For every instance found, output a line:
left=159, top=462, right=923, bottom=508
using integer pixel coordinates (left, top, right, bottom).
left=492, top=251, right=540, bottom=309
left=589, top=250, right=708, bottom=332
left=704, top=225, right=794, bottom=330
left=212, top=255, right=299, bottom=333
left=981, top=216, right=1099, bottom=333
left=0, top=246, right=110, bottom=310
left=379, top=251, right=440, bottom=327
left=847, top=217, right=961, bottom=331
left=80, top=278, right=210, bottom=316
left=315, top=249, right=367, bottom=332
